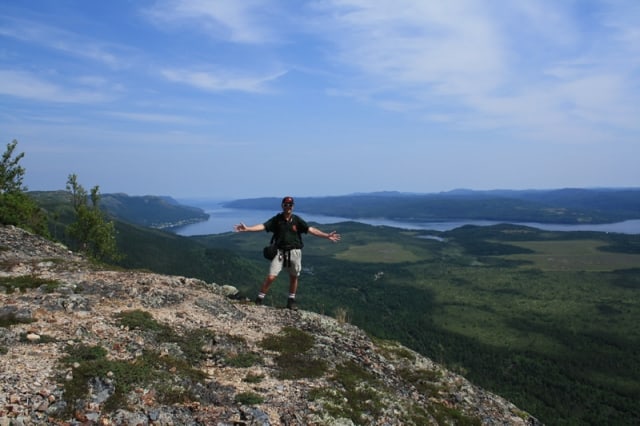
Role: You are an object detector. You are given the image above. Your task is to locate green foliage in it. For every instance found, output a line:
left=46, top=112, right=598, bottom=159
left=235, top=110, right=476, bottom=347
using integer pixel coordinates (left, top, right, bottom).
left=259, top=326, right=315, bottom=353
left=56, top=315, right=220, bottom=419
left=224, top=352, right=262, bottom=368
left=116, top=309, right=168, bottom=332
left=0, top=140, right=25, bottom=193
left=58, top=344, right=206, bottom=417
left=216, top=222, right=640, bottom=425
left=61, top=344, right=108, bottom=363
left=29, top=189, right=263, bottom=288
left=309, top=360, right=384, bottom=423
left=427, top=403, right=482, bottom=426
left=598, top=233, right=640, bottom=254
left=66, top=174, right=121, bottom=262
left=19, top=332, right=56, bottom=344
left=0, top=275, right=60, bottom=294
left=234, top=391, right=264, bottom=405
left=96, top=219, right=640, bottom=424
left=25, top=190, right=640, bottom=424
left=0, top=312, right=34, bottom=328
left=98, top=193, right=208, bottom=228
left=396, top=366, right=442, bottom=397
left=259, top=327, right=327, bottom=379
left=115, top=309, right=217, bottom=363
left=178, top=328, right=218, bottom=362
left=374, top=339, right=417, bottom=362
left=243, top=372, right=265, bottom=383
left=227, top=189, right=640, bottom=224
left=0, top=140, right=49, bottom=235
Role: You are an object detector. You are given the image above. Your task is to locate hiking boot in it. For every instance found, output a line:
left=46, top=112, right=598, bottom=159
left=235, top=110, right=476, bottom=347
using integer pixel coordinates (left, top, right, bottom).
left=286, top=298, right=298, bottom=311
left=255, top=297, right=263, bottom=305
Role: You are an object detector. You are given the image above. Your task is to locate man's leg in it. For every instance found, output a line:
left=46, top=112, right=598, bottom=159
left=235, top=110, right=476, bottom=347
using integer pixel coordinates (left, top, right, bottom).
left=255, top=275, right=277, bottom=304
left=257, top=252, right=284, bottom=305
left=288, top=274, right=298, bottom=295
left=287, top=274, right=299, bottom=310
left=286, top=249, right=302, bottom=310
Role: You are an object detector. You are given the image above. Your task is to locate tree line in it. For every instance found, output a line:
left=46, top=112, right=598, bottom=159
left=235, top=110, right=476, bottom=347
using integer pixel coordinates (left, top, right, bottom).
left=0, top=139, right=120, bottom=262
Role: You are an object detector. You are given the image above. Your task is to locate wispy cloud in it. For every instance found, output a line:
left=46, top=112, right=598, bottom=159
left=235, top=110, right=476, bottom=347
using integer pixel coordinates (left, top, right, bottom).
left=161, top=67, right=287, bottom=93
left=308, top=1, right=640, bottom=141
left=104, top=111, right=202, bottom=125
left=0, top=70, right=115, bottom=103
left=145, top=0, right=284, bottom=44
left=0, top=16, right=128, bottom=68
left=312, top=2, right=504, bottom=95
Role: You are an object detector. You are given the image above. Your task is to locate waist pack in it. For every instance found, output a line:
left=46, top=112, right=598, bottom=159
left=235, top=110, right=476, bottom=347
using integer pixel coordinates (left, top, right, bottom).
left=263, top=244, right=278, bottom=260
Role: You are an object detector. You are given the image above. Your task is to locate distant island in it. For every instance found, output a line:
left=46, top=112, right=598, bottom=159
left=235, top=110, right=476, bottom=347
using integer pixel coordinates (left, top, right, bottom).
left=224, top=188, right=640, bottom=225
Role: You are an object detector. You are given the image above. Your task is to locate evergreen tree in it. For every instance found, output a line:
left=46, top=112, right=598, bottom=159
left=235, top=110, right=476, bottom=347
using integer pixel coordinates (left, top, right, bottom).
left=66, top=174, right=121, bottom=262
left=0, top=140, right=48, bottom=235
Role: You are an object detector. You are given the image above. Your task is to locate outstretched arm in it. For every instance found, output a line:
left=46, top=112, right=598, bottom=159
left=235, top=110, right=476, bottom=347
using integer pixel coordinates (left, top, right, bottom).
left=234, top=223, right=266, bottom=232
left=308, top=226, right=341, bottom=242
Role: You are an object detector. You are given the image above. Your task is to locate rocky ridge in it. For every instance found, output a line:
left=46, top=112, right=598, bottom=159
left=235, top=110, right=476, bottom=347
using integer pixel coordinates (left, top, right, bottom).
left=0, top=225, right=541, bottom=425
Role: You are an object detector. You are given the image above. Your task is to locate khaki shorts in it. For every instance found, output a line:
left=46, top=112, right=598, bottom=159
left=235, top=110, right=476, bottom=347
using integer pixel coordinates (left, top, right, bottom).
left=268, top=249, right=302, bottom=277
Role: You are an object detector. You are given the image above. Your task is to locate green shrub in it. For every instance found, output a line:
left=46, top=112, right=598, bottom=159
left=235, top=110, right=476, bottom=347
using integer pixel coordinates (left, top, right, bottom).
left=259, top=327, right=327, bottom=379
left=225, top=352, right=262, bottom=368
left=259, top=326, right=314, bottom=353
left=116, top=309, right=167, bottom=332
left=397, top=366, right=442, bottom=397
left=0, top=276, right=60, bottom=294
left=309, top=360, right=383, bottom=423
left=235, top=391, right=264, bottom=405
left=61, top=344, right=108, bottom=364
left=274, top=352, right=327, bottom=380
left=115, top=309, right=216, bottom=362
left=243, top=373, right=265, bottom=383
left=58, top=345, right=206, bottom=417
left=0, top=313, right=34, bottom=328
left=19, top=332, right=56, bottom=344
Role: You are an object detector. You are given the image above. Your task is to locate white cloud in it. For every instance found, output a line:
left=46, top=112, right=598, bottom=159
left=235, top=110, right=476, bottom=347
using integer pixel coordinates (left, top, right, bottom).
left=309, top=1, right=640, bottom=143
left=161, top=68, right=287, bottom=93
left=145, top=0, right=283, bottom=44
left=0, top=16, right=128, bottom=68
left=0, top=70, right=115, bottom=103
left=312, top=1, right=505, bottom=94
left=104, top=111, right=201, bottom=125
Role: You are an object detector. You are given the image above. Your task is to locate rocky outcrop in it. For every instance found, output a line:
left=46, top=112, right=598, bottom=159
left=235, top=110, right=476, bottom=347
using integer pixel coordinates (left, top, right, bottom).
left=0, top=225, right=541, bottom=425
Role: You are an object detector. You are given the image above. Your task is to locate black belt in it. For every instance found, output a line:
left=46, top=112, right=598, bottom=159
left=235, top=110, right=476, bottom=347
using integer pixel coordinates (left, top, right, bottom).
left=280, top=248, right=292, bottom=267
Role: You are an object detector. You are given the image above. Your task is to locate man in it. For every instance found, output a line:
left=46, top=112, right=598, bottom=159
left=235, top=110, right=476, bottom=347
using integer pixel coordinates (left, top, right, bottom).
left=233, top=196, right=341, bottom=310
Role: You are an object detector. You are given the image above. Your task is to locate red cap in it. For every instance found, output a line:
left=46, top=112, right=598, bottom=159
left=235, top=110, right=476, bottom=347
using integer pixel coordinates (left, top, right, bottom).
left=282, top=196, right=295, bottom=205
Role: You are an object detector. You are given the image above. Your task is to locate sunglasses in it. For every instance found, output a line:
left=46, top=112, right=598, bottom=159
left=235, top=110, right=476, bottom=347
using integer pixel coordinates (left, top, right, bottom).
left=282, top=203, right=294, bottom=208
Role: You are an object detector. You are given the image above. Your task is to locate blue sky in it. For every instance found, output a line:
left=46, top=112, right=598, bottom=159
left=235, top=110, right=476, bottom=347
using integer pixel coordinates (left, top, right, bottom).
left=1, top=1, right=639, bottom=199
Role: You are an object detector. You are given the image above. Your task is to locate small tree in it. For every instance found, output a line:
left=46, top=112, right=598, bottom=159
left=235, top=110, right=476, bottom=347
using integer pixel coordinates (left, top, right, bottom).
left=66, top=174, right=121, bottom=262
left=1, top=139, right=25, bottom=193
left=0, top=140, right=48, bottom=235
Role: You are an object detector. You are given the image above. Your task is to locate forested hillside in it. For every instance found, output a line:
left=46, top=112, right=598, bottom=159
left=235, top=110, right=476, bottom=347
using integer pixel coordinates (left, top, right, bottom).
left=30, top=191, right=209, bottom=229
left=226, top=188, right=640, bottom=224
left=192, top=222, right=640, bottom=425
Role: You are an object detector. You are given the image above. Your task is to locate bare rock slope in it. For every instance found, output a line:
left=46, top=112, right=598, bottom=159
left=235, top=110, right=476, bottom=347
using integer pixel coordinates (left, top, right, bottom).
left=0, top=225, right=541, bottom=425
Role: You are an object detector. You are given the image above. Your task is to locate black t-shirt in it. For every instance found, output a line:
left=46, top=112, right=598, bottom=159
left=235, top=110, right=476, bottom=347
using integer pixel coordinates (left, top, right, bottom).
left=264, top=213, right=309, bottom=249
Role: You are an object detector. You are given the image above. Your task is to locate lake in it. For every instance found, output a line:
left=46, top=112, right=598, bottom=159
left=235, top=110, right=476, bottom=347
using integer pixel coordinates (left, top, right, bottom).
left=172, top=201, right=640, bottom=236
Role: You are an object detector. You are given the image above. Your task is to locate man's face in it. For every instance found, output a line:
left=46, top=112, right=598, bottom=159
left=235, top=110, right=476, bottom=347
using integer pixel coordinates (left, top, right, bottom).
left=282, top=202, right=294, bottom=212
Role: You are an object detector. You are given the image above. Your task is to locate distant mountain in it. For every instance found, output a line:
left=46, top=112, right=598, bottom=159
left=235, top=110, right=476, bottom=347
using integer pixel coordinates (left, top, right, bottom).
left=30, top=191, right=209, bottom=229
left=225, top=188, right=640, bottom=224
left=99, top=193, right=209, bottom=229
